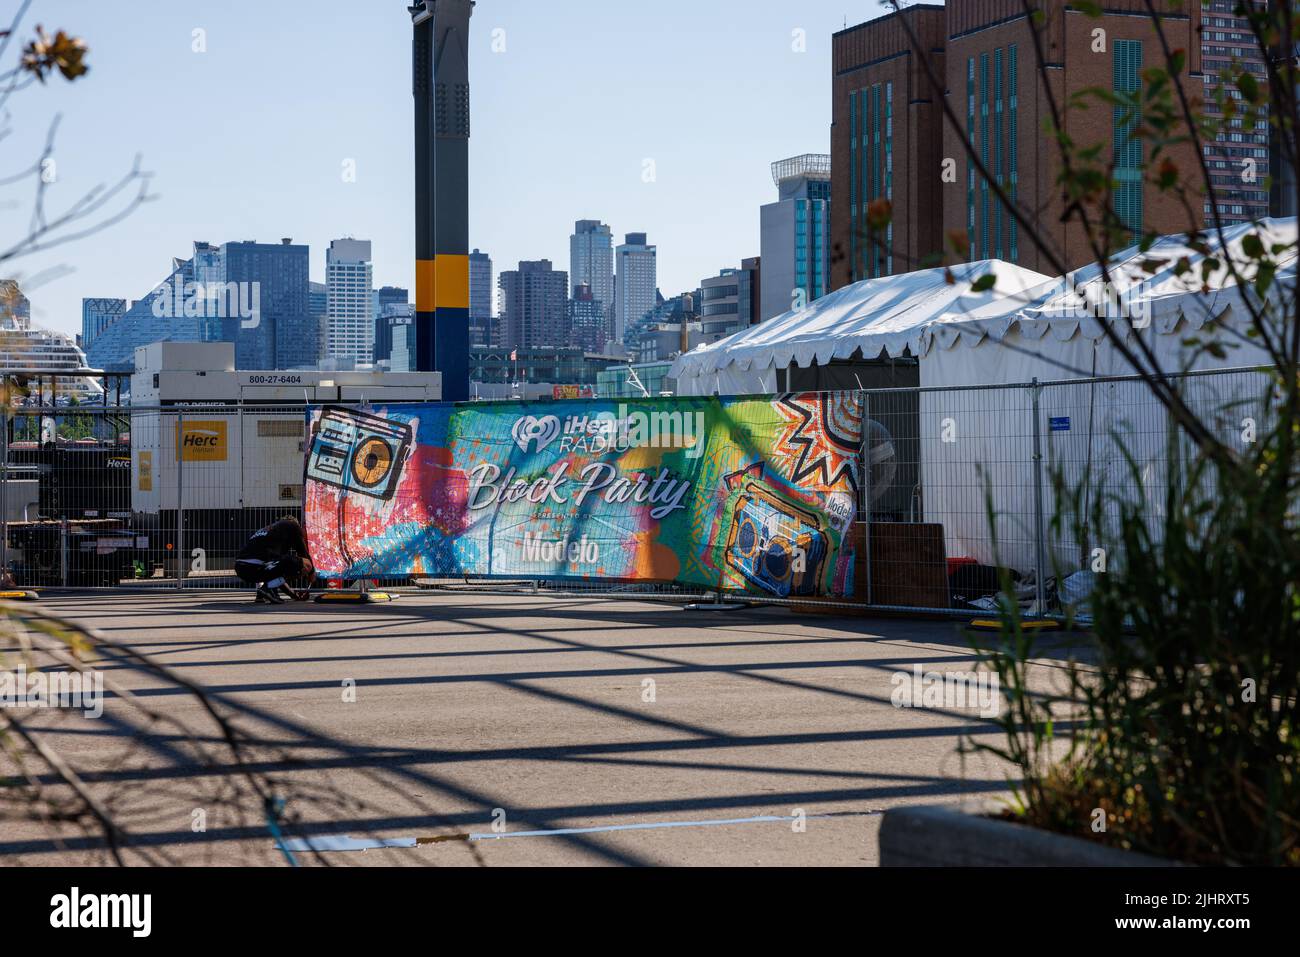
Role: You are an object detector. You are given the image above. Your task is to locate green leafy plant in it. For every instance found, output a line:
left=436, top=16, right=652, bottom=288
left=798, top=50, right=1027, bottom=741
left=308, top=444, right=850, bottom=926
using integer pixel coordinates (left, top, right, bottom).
left=859, top=0, right=1300, bottom=866
left=968, top=383, right=1299, bottom=865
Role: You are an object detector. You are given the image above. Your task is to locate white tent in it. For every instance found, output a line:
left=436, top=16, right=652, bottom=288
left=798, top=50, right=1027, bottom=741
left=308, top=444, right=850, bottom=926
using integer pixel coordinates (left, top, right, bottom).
left=673, top=220, right=1295, bottom=394
left=921, top=217, right=1295, bottom=387
left=672, top=220, right=1295, bottom=579
left=670, top=260, right=1056, bottom=396
left=917, top=220, right=1293, bottom=575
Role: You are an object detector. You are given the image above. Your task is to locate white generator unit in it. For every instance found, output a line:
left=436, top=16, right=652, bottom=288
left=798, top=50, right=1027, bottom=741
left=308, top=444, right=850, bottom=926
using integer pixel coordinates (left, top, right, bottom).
left=128, top=342, right=440, bottom=566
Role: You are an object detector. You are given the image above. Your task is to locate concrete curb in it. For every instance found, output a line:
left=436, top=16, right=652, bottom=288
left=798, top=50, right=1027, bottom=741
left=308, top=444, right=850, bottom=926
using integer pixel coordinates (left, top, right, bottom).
left=879, top=802, right=1180, bottom=866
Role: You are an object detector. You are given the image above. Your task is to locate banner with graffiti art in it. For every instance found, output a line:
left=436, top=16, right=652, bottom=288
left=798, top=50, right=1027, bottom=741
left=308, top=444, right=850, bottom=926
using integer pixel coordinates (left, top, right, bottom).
left=303, top=393, right=863, bottom=598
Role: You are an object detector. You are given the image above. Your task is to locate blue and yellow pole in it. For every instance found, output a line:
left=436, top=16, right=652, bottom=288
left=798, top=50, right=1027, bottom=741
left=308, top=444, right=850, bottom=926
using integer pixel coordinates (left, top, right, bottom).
left=411, top=0, right=473, bottom=401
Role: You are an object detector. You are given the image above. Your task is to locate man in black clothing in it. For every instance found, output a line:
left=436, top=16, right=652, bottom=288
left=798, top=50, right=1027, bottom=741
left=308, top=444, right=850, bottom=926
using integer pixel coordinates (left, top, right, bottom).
left=235, top=516, right=316, bottom=604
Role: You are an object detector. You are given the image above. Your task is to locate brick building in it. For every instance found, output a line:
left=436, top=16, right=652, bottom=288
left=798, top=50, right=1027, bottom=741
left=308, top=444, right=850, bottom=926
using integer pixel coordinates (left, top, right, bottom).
left=832, top=1, right=1204, bottom=287
left=831, top=5, right=946, bottom=290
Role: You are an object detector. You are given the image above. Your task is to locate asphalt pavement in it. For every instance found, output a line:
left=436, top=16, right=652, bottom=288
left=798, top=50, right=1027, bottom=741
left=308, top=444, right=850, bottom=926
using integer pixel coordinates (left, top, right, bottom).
left=0, top=589, right=1067, bottom=866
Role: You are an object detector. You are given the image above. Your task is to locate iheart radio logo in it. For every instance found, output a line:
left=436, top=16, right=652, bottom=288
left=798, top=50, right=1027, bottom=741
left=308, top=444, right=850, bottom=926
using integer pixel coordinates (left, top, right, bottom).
left=511, top=415, right=561, bottom=454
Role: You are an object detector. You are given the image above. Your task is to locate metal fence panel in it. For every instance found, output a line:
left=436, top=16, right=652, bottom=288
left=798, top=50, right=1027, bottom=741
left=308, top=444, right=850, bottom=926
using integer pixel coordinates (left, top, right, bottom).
left=0, top=370, right=1276, bottom=615
left=1, top=404, right=315, bottom=591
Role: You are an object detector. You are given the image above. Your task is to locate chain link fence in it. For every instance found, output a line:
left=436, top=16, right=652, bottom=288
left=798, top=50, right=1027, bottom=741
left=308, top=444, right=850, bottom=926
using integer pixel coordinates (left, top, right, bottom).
left=0, top=367, right=1274, bottom=618
left=860, top=365, right=1274, bottom=619
left=1, top=403, right=319, bottom=590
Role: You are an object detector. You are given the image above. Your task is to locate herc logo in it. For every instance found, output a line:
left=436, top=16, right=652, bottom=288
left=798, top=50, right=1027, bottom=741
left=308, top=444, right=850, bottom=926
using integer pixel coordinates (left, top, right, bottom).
left=175, top=420, right=228, bottom=462
left=511, top=415, right=561, bottom=454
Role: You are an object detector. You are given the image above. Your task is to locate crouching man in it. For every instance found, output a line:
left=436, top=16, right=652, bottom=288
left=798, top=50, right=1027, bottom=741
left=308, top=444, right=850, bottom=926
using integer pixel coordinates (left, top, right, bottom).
left=235, top=516, right=316, bottom=604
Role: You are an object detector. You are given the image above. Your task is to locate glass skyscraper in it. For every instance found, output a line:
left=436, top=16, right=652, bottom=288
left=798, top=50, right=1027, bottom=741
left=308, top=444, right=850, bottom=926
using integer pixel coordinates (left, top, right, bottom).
left=614, top=232, right=656, bottom=348
left=81, top=298, right=127, bottom=351
left=192, top=241, right=226, bottom=343
left=760, top=155, right=831, bottom=321
left=570, top=221, right=614, bottom=341
left=568, top=282, right=607, bottom=353
left=469, top=249, right=494, bottom=349
left=388, top=310, right=416, bottom=373
left=85, top=258, right=202, bottom=373
left=85, top=240, right=313, bottom=373
left=222, top=239, right=314, bottom=370
left=373, top=286, right=409, bottom=363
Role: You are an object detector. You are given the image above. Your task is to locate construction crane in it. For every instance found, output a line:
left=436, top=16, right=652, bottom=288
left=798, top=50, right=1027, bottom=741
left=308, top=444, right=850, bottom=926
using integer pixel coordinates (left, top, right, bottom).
left=410, top=1, right=474, bottom=401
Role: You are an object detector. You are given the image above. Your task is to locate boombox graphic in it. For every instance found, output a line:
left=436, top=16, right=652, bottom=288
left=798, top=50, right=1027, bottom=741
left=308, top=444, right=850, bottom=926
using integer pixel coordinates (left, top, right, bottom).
left=306, top=406, right=414, bottom=501
left=724, top=482, right=829, bottom=598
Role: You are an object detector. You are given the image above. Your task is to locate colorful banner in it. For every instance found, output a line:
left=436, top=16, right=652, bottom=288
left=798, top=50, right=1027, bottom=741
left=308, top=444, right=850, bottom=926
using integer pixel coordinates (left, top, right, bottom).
left=304, top=393, right=863, bottom=598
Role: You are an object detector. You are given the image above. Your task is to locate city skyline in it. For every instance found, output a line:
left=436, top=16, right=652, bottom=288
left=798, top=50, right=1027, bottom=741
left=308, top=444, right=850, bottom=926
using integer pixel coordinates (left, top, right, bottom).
left=5, top=0, right=847, bottom=340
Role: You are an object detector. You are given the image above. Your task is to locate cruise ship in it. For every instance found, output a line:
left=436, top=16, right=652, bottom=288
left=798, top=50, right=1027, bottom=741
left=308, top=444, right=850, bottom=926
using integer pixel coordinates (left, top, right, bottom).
left=1, top=280, right=104, bottom=401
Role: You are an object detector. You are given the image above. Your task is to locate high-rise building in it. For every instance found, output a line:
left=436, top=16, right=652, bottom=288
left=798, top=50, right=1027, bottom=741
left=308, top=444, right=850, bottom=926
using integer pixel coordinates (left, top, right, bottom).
left=309, top=281, right=328, bottom=363
left=84, top=239, right=309, bottom=373
left=386, top=305, right=417, bottom=372
left=740, top=256, right=760, bottom=324
left=223, top=239, right=314, bottom=370
left=760, top=155, right=831, bottom=321
left=1202, top=0, right=1270, bottom=225
left=81, top=298, right=128, bottom=351
left=614, top=232, right=657, bottom=346
left=831, top=6, right=945, bottom=288
left=626, top=290, right=704, bottom=364
left=1271, top=34, right=1298, bottom=216
left=309, top=282, right=328, bottom=320
left=469, top=249, right=494, bottom=349
left=700, top=257, right=761, bottom=339
left=86, top=258, right=203, bottom=373
left=191, top=241, right=226, bottom=344
left=568, top=282, right=607, bottom=354
left=498, top=260, right=569, bottom=355
left=373, top=286, right=409, bottom=364
left=326, top=239, right=375, bottom=363
left=570, top=220, right=614, bottom=336
left=831, top=3, right=1204, bottom=284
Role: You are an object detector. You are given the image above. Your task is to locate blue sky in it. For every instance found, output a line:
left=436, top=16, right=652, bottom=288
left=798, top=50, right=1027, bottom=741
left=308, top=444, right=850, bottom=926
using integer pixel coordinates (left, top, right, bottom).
left=5, top=0, right=888, bottom=336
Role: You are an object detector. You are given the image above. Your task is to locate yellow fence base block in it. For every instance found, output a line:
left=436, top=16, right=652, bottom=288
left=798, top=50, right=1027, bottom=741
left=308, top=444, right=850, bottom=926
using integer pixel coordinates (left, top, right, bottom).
left=968, top=618, right=1059, bottom=632
left=314, top=591, right=398, bottom=604
left=0, top=590, right=40, bottom=601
